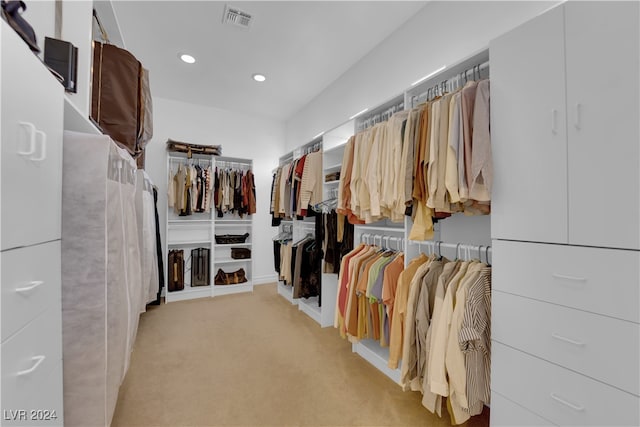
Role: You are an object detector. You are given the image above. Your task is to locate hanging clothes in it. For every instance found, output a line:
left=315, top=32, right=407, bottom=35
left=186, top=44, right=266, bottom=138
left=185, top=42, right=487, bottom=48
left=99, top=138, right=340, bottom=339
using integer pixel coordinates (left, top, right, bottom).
left=332, top=77, right=491, bottom=233
left=381, top=250, right=491, bottom=425
left=168, top=160, right=214, bottom=216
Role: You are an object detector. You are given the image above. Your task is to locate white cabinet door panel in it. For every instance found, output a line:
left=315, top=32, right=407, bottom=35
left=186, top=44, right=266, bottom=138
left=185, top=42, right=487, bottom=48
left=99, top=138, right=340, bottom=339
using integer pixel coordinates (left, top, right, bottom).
left=565, top=1, right=640, bottom=249
left=493, top=291, right=639, bottom=396
left=490, top=5, right=568, bottom=244
left=492, top=342, right=640, bottom=426
left=1, top=24, right=63, bottom=250
left=492, top=240, right=639, bottom=323
left=1, top=242, right=61, bottom=339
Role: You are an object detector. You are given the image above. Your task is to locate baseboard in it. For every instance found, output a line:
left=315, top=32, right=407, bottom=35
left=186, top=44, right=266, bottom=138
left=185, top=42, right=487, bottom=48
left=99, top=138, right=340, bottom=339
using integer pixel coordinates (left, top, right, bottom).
left=253, top=274, right=278, bottom=285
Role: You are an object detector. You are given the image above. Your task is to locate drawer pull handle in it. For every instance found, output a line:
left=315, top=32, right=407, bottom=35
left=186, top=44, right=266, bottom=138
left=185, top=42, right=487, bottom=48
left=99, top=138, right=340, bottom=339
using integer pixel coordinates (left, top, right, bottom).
left=15, top=280, right=44, bottom=293
left=552, top=273, right=586, bottom=282
left=17, top=122, right=37, bottom=156
left=32, top=130, right=47, bottom=161
left=17, top=355, right=46, bottom=376
left=550, top=393, right=584, bottom=412
left=552, top=333, right=585, bottom=346
left=551, top=109, right=558, bottom=134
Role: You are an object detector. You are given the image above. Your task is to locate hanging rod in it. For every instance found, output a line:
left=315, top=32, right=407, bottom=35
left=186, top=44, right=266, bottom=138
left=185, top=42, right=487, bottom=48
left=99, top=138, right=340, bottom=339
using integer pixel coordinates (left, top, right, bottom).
left=411, top=60, right=490, bottom=107
left=357, top=99, right=405, bottom=132
left=409, top=240, right=492, bottom=262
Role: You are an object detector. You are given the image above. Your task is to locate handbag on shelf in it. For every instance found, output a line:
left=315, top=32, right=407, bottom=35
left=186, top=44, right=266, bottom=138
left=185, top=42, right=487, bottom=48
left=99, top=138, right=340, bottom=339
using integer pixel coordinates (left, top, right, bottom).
left=167, top=249, right=184, bottom=292
left=214, top=268, right=248, bottom=286
left=230, top=247, right=251, bottom=259
left=215, top=232, right=249, bottom=244
left=190, top=247, right=210, bottom=287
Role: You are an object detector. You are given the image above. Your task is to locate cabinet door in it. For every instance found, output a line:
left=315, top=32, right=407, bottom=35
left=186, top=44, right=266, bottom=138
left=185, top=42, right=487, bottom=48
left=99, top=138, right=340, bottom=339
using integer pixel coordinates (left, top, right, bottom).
left=565, top=2, right=640, bottom=249
left=490, top=5, right=568, bottom=244
left=1, top=24, right=63, bottom=250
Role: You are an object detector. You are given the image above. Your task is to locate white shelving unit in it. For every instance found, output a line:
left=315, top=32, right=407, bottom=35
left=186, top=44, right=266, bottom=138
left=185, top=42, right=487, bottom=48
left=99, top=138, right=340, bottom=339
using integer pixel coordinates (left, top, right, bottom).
left=165, top=153, right=255, bottom=302
left=212, top=156, right=254, bottom=298
left=165, top=152, right=215, bottom=303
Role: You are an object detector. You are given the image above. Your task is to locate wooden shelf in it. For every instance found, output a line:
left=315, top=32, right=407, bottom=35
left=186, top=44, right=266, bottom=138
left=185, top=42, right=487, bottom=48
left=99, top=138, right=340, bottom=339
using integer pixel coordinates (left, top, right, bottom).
left=215, top=243, right=252, bottom=247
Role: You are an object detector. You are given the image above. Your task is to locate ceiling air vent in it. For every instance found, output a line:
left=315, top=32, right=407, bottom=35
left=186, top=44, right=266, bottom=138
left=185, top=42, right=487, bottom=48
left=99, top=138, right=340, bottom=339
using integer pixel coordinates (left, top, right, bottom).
left=222, top=5, right=252, bottom=29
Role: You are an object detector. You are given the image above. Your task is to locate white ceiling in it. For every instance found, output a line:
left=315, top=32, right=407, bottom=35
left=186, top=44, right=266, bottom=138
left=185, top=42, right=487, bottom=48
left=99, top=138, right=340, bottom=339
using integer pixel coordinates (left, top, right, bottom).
left=108, top=1, right=427, bottom=121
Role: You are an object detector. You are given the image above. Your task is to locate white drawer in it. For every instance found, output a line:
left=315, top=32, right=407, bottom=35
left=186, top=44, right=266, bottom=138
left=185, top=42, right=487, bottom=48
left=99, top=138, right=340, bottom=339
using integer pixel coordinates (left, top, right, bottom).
left=1, top=24, right=63, bottom=251
left=491, top=391, right=556, bottom=426
left=493, top=240, right=639, bottom=323
left=492, top=342, right=640, bottom=426
left=1, top=362, right=63, bottom=426
left=2, top=241, right=61, bottom=339
left=2, top=308, right=62, bottom=408
left=493, top=291, right=639, bottom=396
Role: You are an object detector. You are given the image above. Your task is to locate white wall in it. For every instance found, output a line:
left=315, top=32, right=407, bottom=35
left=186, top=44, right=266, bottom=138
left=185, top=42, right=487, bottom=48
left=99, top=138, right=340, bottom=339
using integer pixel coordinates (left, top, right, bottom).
left=285, top=1, right=559, bottom=149
left=23, top=0, right=94, bottom=116
left=146, top=97, right=285, bottom=284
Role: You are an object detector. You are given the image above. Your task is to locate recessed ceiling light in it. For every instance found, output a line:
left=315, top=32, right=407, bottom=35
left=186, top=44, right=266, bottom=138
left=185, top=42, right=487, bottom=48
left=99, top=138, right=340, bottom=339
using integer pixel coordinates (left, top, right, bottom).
left=180, top=54, right=196, bottom=64
left=252, top=73, right=266, bottom=82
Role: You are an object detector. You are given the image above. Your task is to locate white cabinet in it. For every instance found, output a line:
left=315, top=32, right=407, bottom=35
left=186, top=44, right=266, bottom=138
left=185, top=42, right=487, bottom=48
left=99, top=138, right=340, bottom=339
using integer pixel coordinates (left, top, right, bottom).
left=490, top=5, right=567, bottom=244
left=0, top=21, right=64, bottom=426
left=490, top=2, right=640, bottom=250
left=492, top=342, right=639, bottom=427
left=1, top=23, right=63, bottom=251
left=490, top=3, right=640, bottom=426
left=564, top=1, right=640, bottom=249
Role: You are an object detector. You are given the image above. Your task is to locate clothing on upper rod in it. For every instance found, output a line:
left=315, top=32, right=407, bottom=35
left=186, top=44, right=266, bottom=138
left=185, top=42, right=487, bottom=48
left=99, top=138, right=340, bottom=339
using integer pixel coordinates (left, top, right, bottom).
left=168, top=158, right=214, bottom=215
left=336, top=75, right=491, bottom=241
left=214, top=164, right=256, bottom=218
left=270, top=149, right=323, bottom=223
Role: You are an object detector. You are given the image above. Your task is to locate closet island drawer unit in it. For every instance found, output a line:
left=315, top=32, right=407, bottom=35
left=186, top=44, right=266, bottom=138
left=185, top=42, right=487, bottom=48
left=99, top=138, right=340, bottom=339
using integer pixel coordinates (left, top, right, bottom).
left=1, top=242, right=61, bottom=340
left=492, top=342, right=640, bottom=426
left=492, top=240, right=639, bottom=323
left=1, top=23, right=64, bottom=251
left=493, top=291, right=639, bottom=396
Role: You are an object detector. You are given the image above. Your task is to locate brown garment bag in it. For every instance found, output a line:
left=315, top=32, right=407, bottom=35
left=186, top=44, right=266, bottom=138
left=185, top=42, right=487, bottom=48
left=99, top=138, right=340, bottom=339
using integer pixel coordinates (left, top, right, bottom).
left=91, top=42, right=153, bottom=164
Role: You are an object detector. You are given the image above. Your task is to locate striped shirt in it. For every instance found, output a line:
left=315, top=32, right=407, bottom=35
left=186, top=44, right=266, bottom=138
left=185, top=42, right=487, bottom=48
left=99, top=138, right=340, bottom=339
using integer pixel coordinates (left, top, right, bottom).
left=459, top=266, right=492, bottom=413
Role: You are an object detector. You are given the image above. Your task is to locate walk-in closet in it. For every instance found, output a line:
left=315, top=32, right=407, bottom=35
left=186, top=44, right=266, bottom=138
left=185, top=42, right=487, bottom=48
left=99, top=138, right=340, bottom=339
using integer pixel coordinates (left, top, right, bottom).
left=1, top=1, right=637, bottom=426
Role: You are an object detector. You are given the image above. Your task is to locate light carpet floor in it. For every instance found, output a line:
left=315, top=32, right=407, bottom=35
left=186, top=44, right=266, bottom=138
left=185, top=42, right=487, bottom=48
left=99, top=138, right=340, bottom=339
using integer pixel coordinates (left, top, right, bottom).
left=112, top=283, right=490, bottom=427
